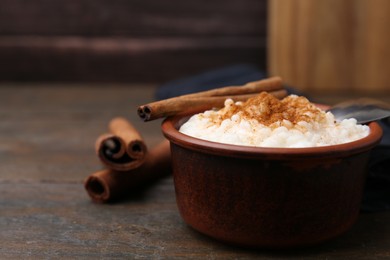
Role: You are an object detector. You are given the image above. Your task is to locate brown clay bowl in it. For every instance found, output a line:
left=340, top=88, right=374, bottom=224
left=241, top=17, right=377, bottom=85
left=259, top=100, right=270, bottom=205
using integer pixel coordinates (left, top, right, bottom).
left=161, top=113, right=383, bottom=248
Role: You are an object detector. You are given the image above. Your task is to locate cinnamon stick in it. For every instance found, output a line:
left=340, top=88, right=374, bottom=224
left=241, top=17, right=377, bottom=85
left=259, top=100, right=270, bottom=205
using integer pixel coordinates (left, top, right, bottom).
left=85, top=140, right=171, bottom=203
left=95, top=117, right=147, bottom=171
left=138, top=76, right=284, bottom=121
left=138, top=89, right=288, bottom=121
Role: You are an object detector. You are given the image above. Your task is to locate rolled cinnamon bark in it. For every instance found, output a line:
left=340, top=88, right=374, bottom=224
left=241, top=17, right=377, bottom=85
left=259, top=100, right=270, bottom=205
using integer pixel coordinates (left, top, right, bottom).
left=138, top=77, right=284, bottom=121
left=85, top=140, right=171, bottom=203
left=138, top=89, right=288, bottom=121
left=95, top=117, right=147, bottom=171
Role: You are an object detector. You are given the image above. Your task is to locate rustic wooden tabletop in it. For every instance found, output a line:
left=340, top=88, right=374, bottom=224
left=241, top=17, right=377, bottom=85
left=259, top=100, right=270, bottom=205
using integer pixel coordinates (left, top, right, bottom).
left=1, top=84, right=389, bottom=259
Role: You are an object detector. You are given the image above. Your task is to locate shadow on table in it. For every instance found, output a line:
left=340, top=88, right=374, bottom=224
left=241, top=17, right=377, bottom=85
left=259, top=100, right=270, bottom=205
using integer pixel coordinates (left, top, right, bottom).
left=184, top=211, right=388, bottom=258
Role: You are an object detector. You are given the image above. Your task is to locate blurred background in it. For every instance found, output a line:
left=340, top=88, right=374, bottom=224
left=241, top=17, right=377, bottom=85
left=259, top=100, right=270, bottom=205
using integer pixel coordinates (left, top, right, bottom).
left=0, top=0, right=389, bottom=96
left=0, top=0, right=266, bottom=83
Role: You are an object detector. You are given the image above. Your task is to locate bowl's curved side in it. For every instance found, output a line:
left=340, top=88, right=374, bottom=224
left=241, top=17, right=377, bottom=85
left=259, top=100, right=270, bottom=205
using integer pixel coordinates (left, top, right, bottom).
left=169, top=141, right=371, bottom=248
left=161, top=114, right=383, bottom=248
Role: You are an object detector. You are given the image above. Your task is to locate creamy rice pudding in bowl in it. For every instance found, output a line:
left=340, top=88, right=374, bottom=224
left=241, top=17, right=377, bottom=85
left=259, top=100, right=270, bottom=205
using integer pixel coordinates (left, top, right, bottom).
left=161, top=92, right=382, bottom=248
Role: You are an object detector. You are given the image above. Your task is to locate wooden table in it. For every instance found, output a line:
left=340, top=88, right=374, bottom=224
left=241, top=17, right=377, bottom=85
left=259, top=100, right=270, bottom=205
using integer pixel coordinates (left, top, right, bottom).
left=1, top=84, right=389, bottom=259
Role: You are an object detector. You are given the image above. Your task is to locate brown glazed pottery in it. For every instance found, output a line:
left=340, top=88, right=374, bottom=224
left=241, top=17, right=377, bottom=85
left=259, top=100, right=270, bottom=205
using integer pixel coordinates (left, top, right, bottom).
left=161, top=114, right=383, bottom=248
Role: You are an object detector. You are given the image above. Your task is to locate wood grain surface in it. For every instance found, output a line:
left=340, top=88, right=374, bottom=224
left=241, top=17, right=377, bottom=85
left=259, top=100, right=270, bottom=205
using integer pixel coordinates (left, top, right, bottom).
left=0, top=84, right=389, bottom=258
left=0, top=0, right=266, bottom=36
left=0, top=0, right=268, bottom=82
left=0, top=36, right=265, bottom=82
left=268, top=0, right=390, bottom=94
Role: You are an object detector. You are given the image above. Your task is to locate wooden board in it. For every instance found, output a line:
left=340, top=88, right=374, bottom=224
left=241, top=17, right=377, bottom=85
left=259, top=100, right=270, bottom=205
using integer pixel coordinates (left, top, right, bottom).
left=0, top=84, right=389, bottom=258
left=0, top=0, right=268, bottom=82
left=268, top=0, right=390, bottom=94
left=0, top=0, right=266, bottom=36
left=0, top=36, right=265, bottom=82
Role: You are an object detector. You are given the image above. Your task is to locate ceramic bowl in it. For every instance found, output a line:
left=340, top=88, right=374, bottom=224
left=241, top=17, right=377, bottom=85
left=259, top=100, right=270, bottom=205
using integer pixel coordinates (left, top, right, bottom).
left=161, top=114, right=383, bottom=248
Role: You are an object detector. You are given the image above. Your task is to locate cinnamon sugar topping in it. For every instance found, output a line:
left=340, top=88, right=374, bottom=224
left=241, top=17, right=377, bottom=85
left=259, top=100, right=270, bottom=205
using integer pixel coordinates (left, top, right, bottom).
left=216, top=92, right=326, bottom=127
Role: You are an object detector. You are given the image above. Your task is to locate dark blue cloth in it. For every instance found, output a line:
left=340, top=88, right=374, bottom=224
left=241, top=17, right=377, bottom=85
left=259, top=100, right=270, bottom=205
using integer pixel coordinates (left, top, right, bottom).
left=361, top=118, right=390, bottom=212
left=156, top=64, right=304, bottom=100
left=155, top=63, right=390, bottom=212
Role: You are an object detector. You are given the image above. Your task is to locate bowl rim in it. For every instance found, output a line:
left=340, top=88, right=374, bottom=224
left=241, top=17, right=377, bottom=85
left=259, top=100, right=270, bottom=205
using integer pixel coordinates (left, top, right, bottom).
left=161, top=114, right=383, bottom=160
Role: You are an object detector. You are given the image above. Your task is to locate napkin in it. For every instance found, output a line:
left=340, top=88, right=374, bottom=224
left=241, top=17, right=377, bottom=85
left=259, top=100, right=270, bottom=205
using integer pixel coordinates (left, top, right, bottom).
left=361, top=119, right=390, bottom=212
left=155, top=63, right=390, bottom=212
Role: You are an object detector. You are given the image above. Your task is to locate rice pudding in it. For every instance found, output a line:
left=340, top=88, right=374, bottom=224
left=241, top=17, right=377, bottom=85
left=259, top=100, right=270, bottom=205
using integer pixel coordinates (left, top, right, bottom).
left=179, top=92, right=370, bottom=148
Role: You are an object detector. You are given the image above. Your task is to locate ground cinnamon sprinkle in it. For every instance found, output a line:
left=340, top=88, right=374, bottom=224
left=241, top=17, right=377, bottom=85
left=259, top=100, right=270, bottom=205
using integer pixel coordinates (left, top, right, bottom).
left=217, top=92, right=326, bottom=127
